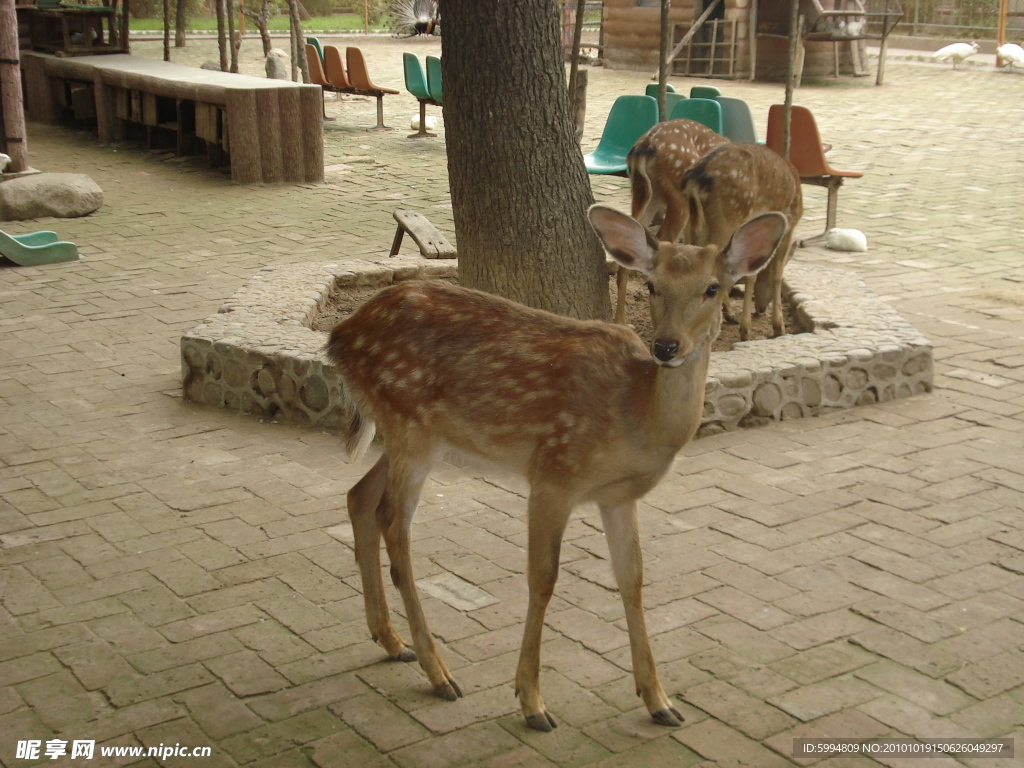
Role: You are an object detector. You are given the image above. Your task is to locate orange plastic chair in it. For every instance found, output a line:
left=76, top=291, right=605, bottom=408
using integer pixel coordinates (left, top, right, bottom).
left=766, top=104, right=863, bottom=245
left=305, top=44, right=332, bottom=90
left=323, top=45, right=354, bottom=91
left=346, top=46, right=400, bottom=131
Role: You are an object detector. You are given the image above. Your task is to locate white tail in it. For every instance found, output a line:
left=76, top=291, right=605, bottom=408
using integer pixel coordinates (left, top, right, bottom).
left=325, top=206, right=787, bottom=732
left=682, top=142, right=803, bottom=340
left=617, top=119, right=729, bottom=323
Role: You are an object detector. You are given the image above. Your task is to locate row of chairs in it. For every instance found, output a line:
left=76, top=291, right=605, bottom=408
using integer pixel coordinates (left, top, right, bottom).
left=305, top=41, right=398, bottom=130
left=584, top=88, right=861, bottom=242
left=403, top=53, right=443, bottom=138
left=644, top=84, right=759, bottom=144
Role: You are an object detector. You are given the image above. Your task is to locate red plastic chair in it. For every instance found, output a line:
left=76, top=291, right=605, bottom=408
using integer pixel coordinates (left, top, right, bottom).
left=766, top=104, right=863, bottom=245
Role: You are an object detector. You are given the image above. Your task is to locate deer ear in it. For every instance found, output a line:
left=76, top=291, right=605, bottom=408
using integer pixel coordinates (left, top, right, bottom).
left=720, top=212, right=788, bottom=283
left=588, top=204, right=659, bottom=276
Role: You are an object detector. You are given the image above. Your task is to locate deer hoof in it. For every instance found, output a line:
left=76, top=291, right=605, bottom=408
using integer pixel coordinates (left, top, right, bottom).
left=651, top=707, right=684, bottom=727
left=433, top=679, right=463, bottom=701
left=525, top=711, right=558, bottom=732
left=394, top=646, right=417, bottom=662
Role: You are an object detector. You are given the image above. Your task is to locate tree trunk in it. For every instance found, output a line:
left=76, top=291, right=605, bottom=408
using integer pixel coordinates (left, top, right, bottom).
left=227, top=0, right=239, bottom=73
left=163, top=0, right=170, bottom=61
left=286, top=0, right=308, bottom=83
left=241, top=0, right=273, bottom=56
left=443, top=0, right=609, bottom=320
left=0, top=0, right=28, bottom=173
left=216, top=0, right=228, bottom=72
left=175, top=0, right=187, bottom=47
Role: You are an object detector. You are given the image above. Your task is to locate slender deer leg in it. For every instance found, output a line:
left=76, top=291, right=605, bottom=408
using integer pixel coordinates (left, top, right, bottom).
left=516, top=489, right=573, bottom=732
left=379, top=448, right=462, bottom=701
left=655, top=206, right=688, bottom=245
left=348, top=455, right=416, bottom=661
left=600, top=501, right=683, bottom=726
left=738, top=276, right=757, bottom=340
left=615, top=266, right=630, bottom=324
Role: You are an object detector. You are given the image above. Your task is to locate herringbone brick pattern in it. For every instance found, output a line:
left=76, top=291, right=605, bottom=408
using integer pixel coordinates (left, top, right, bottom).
left=1, top=36, right=1022, bottom=767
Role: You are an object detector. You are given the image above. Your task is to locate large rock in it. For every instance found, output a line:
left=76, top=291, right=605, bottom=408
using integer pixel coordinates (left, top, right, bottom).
left=0, top=173, right=103, bottom=220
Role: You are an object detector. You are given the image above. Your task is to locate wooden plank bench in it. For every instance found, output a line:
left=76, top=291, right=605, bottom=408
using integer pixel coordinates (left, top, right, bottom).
left=20, top=52, right=324, bottom=184
left=390, top=210, right=456, bottom=259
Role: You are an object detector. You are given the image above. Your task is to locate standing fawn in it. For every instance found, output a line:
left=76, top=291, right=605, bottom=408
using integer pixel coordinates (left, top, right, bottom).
left=326, top=206, right=787, bottom=731
left=682, top=142, right=803, bottom=341
left=616, top=119, right=730, bottom=323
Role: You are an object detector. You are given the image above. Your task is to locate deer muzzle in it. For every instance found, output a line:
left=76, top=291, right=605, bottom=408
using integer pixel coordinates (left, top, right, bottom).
left=652, top=339, right=679, bottom=364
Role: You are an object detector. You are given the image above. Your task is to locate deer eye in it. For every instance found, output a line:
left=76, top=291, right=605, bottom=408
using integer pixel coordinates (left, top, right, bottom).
left=646, top=282, right=656, bottom=296
left=705, top=284, right=720, bottom=298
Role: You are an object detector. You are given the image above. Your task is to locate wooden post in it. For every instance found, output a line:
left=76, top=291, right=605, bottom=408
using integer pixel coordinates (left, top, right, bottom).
left=996, top=0, right=1008, bottom=67
left=363, top=0, right=368, bottom=34
left=749, top=0, right=757, bottom=80
left=567, top=0, right=586, bottom=102
left=782, top=0, right=800, bottom=161
left=0, top=0, right=28, bottom=173
left=658, top=0, right=670, bottom=121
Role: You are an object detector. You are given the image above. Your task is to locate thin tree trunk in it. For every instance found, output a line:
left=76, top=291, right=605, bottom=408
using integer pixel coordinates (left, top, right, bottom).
left=163, top=0, right=170, bottom=61
left=175, top=0, right=187, bottom=47
left=286, top=0, right=308, bottom=83
left=241, top=0, right=272, bottom=56
left=0, top=0, right=28, bottom=173
left=443, top=0, right=609, bottom=320
left=227, top=0, right=238, bottom=73
left=216, top=0, right=228, bottom=71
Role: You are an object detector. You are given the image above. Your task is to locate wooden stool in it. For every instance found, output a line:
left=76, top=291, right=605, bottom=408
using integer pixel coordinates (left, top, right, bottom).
left=390, top=210, right=456, bottom=259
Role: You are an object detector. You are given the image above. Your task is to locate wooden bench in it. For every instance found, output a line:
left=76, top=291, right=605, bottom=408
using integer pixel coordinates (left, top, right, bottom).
left=390, top=210, right=456, bottom=259
left=20, top=52, right=324, bottom=185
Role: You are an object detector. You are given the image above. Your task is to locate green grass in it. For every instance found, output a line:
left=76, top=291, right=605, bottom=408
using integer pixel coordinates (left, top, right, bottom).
left=130, top=13, right=381, bottom=33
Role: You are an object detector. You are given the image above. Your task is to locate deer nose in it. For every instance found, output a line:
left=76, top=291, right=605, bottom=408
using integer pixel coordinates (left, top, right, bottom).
left=653, top=340, right=679, bottom=362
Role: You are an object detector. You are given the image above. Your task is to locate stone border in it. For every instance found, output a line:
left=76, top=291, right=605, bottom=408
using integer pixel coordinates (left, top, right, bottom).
left=181, top=258, right=933, bottom=436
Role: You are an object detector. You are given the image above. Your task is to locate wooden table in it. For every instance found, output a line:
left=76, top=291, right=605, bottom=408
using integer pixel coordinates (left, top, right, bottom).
left=20, top=52, right=324, bottom=184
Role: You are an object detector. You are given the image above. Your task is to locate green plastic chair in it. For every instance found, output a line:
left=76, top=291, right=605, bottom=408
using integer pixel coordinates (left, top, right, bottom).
left=584, top=95, right=659, bottom=175
left=425, top=54, right=443, bottom=104
left=689, top=85, right=722, bottom=99
left=403, top=52, right=433, bottom=102
left=716, top=96, right=758, bottom=143
left=306, top=36, right=324, bottom=64
left=644, top=82, right=676, bottom=96
left=404, top=52, right=440, bottom=137
left=644, top=83, right=686, bottom=119
left=0, top=230, right=79, bottom=265
left=669, top=97, right=724, bottom=135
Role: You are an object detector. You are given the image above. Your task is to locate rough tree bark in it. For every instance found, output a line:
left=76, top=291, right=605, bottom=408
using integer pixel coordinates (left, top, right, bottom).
left=0, top=0, right=28, bottom=173
left=175, top=0, right=187, bottom=48
left=442, top=0, right=610, bottom=320
left=241, top=0, right=273, bottom=56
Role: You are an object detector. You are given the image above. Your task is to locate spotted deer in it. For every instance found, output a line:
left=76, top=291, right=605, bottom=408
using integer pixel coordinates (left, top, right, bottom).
left=682, top=142, right=803, bottom=340
left=616, top=119, right=729, bottom=323
left=325, top=205, right=788, bottom=732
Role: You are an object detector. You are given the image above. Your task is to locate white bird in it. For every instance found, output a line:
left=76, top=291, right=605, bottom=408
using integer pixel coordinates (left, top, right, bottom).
left=997, top=43, right=1024, bottom=72
left=933, top=41, right=980, bottom=69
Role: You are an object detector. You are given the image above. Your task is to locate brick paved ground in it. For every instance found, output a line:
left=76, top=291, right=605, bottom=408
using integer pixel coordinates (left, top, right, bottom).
left=1, top=35, right=1022, bottom=768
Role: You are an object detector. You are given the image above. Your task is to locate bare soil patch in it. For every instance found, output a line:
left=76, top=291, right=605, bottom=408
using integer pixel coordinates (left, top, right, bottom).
left=311, top=273, right=805, bottom=351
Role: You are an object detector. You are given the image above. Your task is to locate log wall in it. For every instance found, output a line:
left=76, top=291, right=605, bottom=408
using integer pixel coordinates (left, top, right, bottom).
left=602, top=0, right=754, bottom=74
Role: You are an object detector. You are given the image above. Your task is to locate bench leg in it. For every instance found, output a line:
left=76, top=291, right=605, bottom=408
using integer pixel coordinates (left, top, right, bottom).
left=390, top=225, right=405, bottom=257
left=408, top=100, right=436, bottom=139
